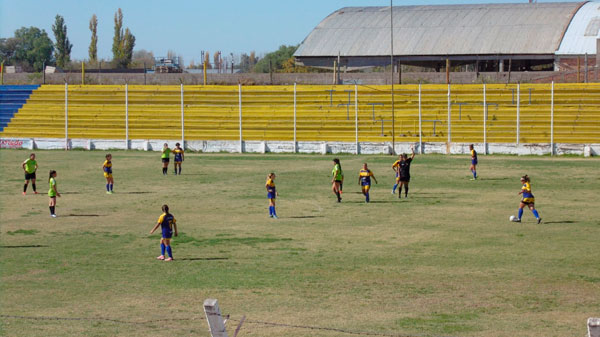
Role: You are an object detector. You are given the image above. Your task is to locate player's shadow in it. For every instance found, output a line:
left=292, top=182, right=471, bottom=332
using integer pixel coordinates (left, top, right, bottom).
left=288, top=216, right=324, bottom=219
left=67, top=214, right=105, bottom=217
left=61, top=192, right=81, bottom=194
left=480, top=177, right=509, bottom=181
left=121, top=192, right=154, bottom=194
left=543, top=220, right=577, bottom=224
left=0, top=245, right=48, bottom=249
left=345, top=200, right=396, bottom=204
left=178, top=257, right=229, bottom=261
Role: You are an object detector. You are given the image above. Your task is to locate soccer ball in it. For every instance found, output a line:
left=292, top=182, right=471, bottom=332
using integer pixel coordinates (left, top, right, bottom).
left=509, top=215, right=515, bottom=222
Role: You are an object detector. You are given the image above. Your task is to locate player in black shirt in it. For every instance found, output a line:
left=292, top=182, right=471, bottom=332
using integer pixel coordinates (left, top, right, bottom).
left=397, top=146, right=415, bottom=199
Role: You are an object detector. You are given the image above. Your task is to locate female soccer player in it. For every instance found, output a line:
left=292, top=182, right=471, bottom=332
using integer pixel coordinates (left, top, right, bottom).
left=331, top=158, right=343, bottom=202
left=48, top=170, right=60, bottom=218
left=22, top=153, right=38, bottom=195
left=266, top=172, right=279, bottom=219
left=150, top=204, right=178, bottom=261
left=396, top=146, right=415, bottom=199
left=358, top=163, right=377, bottom=203
left=102, top=154, right=114, bottom=194
left=469, top=144, right=478, bottom=180
left=173, top=143, right=184, bottom=175
left=161, top=143, right=171, bottom=175
left=512, top=175, right=542, bottom=224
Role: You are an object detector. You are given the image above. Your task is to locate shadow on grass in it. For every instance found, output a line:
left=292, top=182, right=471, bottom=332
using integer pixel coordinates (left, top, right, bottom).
left=0, top=245, right=48, bottom=249
left=480, top=177, right=510, bottom=181
left=120, top=192, right=154, bottom=194
left=61, top=192, right=81, bottom=194
left=544, top=220, right=577, bottom=224
left=287, top=216, right=324, bottom=219
left=177, top=257, right=229, bottom=261
left=68, top=214, right=105, bottom=217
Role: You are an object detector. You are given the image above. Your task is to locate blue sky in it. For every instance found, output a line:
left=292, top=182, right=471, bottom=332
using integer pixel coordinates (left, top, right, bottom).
left=0, top=0, right=581, bottom=65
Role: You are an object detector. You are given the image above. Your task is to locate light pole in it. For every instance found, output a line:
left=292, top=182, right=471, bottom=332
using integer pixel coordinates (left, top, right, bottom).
left=230, top=53, right=234, bottom=74
left=390, top=0, right=395, bottom=155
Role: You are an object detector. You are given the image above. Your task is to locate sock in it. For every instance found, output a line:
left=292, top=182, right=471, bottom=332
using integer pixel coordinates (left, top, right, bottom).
left=50, top=206, right=55, bottom=215
left=366, top=192, right=370, bottom=202
left=404, top=185, right=409, bottom=197
left=166, top=246, right=173, bottom=258
left=160, top=243, right=166, bottom=256
left=106, top=184, right=110, bottom=192
left=532, top=209, right=540, bottom=219
left=272, top=206, right=277, bottom=216
left=32, top=183, right=36, bottom=192
left=162, top=168, right=166, bottom=175
left=336, top=191, right=341, bottom=201
left=174, top=168, right=177, bottom=174
left=49, top=206, right=53, bottom=215
left=178, top=167, right=181, bottom=175
left=269, top=206, right=273, bottom=216
left=392, top=184, right=398, bottom=192
left=518, top=208, right=523, bottom=220
left=24, top=184, right=28, bottom=192
left=110, top=184, right=114, bottom=191
left=473, top=170, right=477, bottom=178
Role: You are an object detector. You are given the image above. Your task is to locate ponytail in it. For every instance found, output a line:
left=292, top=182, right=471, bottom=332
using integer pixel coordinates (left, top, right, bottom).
left=333, top=158, right=342, bottom=173
left=162, top=204, right=170, bottom=215
left=521, top=175, right=530, bottom=182
left=48, top=170, right=56, bottom=182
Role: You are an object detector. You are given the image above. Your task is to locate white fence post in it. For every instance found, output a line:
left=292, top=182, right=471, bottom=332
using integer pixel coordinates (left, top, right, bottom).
left=239, top=84, right=243, bottom=153
left=447, top=84, right=451, bottom=154
left=418, top=83, right=423, bottom=154
left=516, top=83, right=520, bottom=145
left=355, top=84, right=359, bottom=154
left=64, top=82, right=68, bottom=150
left=203, top=299, right=229, bottom=337
left=125, top=84, right=129, bottom=150
left=293, top=83, right=297, bottom=153
left=551, top=81, right=555, bottom=156
left=483, top=83, right=487, bottom=155
left=181, top=83, right=185, bottom=148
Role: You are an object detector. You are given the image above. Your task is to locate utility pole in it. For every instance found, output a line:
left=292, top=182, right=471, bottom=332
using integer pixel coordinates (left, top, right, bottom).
left=390, top=0, right=395, bottom=154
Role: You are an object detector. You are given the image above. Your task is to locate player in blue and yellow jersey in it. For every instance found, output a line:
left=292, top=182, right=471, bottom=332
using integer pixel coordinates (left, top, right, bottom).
left=512, top=175, right=542, bottom=224
left=392, top=146, right=415, bottom=198
left=469, top=144, right=478, bottom=180
left=150, top=204, right=178, bottom=261
left=331, top=158, right=343, bottom=202
left=358, top=163, right=378, bottom=203
left=161, top=143, right=170, bottom=175
left=102, top=154, right=114, bottom=194
left=266, top=173, right=279, bottom=219
left=22, top=153, right=38, bottom=195
left=173, top=142, right=184, bottom=175
left=48, top=170, right=60, bottom=218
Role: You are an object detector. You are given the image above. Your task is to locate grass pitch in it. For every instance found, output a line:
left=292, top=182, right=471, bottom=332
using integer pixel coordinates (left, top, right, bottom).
left=1, top=149, right=599, bottom=337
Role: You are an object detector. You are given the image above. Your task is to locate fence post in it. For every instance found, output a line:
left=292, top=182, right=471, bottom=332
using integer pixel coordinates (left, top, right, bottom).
left=355, top=84, right=359, bottom=154
left=65, top=82, right=68, bottom=150
left=551, top=81, right=555, bottom=156
left=293, top=83, right=297, bottom=153
left=82, top=62, right=85, bottom=85
left=203, top=299, right=229, bottom=337
left=239, top=84, right=243, bottom=153
left=125, top=84, right=129, bottom=150
left=447, top=84, right=451, bottom=154
left=483, top=83, right=487, bottom=155
left=419, top=83, right=423, bottom=154
left=516, top=83, right=520, bottom=145
left=181, top=83, right=185, bottom=148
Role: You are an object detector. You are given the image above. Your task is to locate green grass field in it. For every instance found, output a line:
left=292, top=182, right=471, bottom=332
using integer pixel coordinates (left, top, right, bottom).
left=1, top=149, right=599, bottom=337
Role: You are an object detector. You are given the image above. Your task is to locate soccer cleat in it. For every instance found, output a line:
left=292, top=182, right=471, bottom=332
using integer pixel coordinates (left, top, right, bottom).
left=512, top=218, right=521, bottom=223
left=156, top=255, right=165, bottom=260
left=269, top=214, right=273, bottom=218
left=34, top=191, right=39, bottom=194
left=165, top=257, right=173, bottom=261
left=51, top=214, right=57, bottom=218
left=106, top=191, right=111, bottom=194
left=108, top=191, right=114, bottom=194
left=391, top=190, right=395, bottom=194
left=22, top=192, right=26, bottom=195
left=272, top=215, right=278, bottom=219
left=537, top=218, right=542, bottom=224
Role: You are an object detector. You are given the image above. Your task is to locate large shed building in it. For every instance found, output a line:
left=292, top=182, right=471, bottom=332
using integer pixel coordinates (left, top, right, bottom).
left=294, top=1, right=600, bottom=72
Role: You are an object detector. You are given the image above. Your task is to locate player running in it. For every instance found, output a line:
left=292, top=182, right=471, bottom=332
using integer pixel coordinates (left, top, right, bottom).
left=512, top=175, right=542, bottom=224
left=150, top=204, right=178, bottom=261
left=469, top=144, right=478, bottom=180
left=48, top=170, right=60, bottom=218
left=173, top=143, right=184, bottom=175
left=22, top=153, right=38, bottom=195
left=102, top=154, right=114, bottom=194
left=266, top=172, right=279, bottom=219
left=358, top=163, right=377, bottom=203
left=393, top=146, right=415, bottom=198
left=331, top=158, right=343, bottom=202
left=161, top=143, right=171, bottom=175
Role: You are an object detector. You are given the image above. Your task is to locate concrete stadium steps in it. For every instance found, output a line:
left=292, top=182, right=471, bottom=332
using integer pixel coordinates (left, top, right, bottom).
left=1, top=84, right=599, bottom=144
left=0, top=85, right=40, bottom=131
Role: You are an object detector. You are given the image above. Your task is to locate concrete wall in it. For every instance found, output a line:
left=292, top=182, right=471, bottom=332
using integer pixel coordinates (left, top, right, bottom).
left=1, top=137, right=598, bottom=156
left=0, top=71, right=575, bottom=86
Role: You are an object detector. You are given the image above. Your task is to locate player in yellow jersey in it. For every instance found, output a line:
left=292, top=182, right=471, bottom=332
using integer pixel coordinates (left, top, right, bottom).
left=469, top=144, right=478, bottom=180
left=48, top=170, right=60, bottom=218
left=358, top=163, right=377, bottom=203
left=512, top=175, right=542, bottom=224
left=102, top=154, right=114, bottom=194
left=22, top=153, right=38, bottom=195
left=266, top=173, right=279, bottom=218
left=173, top=143, right=184, bottom=175
left=150, top=205, right=178, bottom=261
left=331, top=159, right=343, bottom=202
left=161, top=143, right=171, bottom=175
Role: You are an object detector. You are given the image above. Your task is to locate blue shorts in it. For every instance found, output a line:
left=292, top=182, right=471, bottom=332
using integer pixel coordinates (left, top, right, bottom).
left=471, top=159, right=478, bottom=165
left=161, top=228, right=173, bottom=239
left=361, top=182, right=371, bottom=187
left=267, top=192, right=276, bottom=199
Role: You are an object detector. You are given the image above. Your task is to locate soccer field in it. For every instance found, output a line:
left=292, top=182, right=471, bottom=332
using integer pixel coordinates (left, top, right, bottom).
left=1, top=149, right=599, bottom=337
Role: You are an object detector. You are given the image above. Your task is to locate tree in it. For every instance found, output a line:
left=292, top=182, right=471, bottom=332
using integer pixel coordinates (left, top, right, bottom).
left=203, top=52, right=211, bottom=69
left=239, top=51, right=259, bottom=73
left=52, top=15, right=72, bottom=68
left=111, top=8, right=135, bottom=68
left=12, top=27, right=54, bottom=72
left=0, top=38, right=19, bottom=65
left=213, top=51, right=221, bottom=71
left=252, top=45, right=297, bottom=73
left=89, top=14, right=98, bottom=63
left=132, top=49, right=154, bottom=68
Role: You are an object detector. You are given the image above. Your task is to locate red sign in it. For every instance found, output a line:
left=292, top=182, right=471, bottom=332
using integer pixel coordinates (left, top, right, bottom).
left=0, top=139, right=25, bottom=149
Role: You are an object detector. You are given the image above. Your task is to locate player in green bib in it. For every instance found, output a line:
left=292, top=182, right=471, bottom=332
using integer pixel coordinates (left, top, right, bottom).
left=331, top=158, right=343, bottom=202
left=48, top=170, right=60, bottom=217
left=22, top=153, right=38, bottom=195
left=161, top=143, right=171, bottom=175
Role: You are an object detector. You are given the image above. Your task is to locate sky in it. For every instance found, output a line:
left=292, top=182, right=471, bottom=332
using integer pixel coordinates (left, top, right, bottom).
left=0, top=0, right=583, bottom=65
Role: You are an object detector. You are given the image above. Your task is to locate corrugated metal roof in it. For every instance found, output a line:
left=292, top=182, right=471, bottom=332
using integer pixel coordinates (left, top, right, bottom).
left=295, top=2, right=584, bottom=57
left=556, top=1, right=600, bottom=55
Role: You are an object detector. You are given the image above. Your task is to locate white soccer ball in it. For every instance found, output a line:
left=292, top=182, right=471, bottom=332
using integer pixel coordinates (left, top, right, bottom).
left=509, top=215, right=515, bottom=222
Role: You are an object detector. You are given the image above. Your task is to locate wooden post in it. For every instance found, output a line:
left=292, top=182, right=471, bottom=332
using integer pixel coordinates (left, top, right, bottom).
left=398, top=61, right=402, bottom=84
left=585, top=53, right=588, bottom=83
left=446, top=59, right=450, bottom=84
left=203, top=61, right=207, bottom=85
left=81, top=62, right=85, bottom=85
left=204, top=299, right=229, bottom=337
